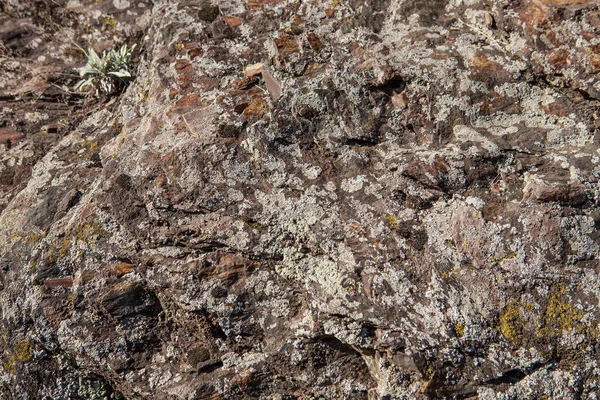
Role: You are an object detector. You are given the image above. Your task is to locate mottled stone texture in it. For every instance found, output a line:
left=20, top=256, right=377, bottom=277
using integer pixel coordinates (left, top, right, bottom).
left=1, top=0, right=600, bottom=398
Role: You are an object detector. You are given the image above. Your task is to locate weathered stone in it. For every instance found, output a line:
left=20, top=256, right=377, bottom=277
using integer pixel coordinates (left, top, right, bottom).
left=244, top=63, right=264, bottom=77
left=274, top=35, right=300, bottom=59
left=2, top=0, right=600, bottom=399
left=242, top=96, right=269, bottom=116
left=522, top=174, right=588, bottom=206
left=261, top=67, right=282, bottom=100
left=0, top=128, right=25, bottom=145
left=223, top=16, right=242, bottom=27
left=196, top=2, right=220, bottom=22
left=100, top=282, right=161, bottom=319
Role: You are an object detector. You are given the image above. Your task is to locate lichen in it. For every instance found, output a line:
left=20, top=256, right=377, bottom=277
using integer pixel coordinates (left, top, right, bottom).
left=14, top=340, right=33, bottom=363
left=3, top=357, right=15, bottom=374
left=71, top=139, right=100, bottom=162
left=454, top=323, right=465, bottom=337
left=425, top=367, right=435, bottom=380
left=499, top=302, right=523, bottom=342
left=538, top=291, right=586, bottom=338
left=382, top=214, right=399, bottom=229
left=45, top=220, right=108, bottom=265
left=10, top=230, right=44, bottom=245
left=104, top=17, right=118, bottom=27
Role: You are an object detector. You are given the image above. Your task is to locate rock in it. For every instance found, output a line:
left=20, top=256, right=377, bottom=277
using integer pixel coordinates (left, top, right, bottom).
left=2, top=0, right=600, bottom=399
left=522, top=174, right=588, bottom=206
left=261, top=67, right=282, bottom=100
left=242, top=96, right=269, bottom=116
left=100, top=282, right=161, bottom=319
left=43, top=277, right=73, bottom=288
left=223, top=16, right=242, bottom=28
left=244, top=63, right=264, bottom=77
left=391, top=91, right=408, bottom=109
left=274, top=35, right=300, bottom=59
left=0, top=128, right=25, bottom=145
left=197, top=2, right=220, bottom=22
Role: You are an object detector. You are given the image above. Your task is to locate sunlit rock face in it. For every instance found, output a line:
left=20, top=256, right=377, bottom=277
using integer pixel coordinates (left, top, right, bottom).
left=1, top=0, right=600, bottom=398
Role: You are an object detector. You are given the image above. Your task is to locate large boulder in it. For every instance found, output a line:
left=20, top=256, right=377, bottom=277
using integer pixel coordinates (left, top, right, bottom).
left=1, top=0, right=600, bottom=398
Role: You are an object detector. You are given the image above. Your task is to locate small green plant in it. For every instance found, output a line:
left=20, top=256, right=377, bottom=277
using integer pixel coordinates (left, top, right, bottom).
left=74, top=44, right=136, bottom=96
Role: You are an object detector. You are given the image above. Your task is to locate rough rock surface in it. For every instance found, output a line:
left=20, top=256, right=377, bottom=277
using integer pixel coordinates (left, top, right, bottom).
left=1, top=0, right=600, bottom=398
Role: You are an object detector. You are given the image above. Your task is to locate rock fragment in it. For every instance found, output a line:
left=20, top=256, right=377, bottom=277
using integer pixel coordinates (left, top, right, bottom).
left=244, top=63, right=264, bottom=77
left=261, top=67, right=282, bottom=100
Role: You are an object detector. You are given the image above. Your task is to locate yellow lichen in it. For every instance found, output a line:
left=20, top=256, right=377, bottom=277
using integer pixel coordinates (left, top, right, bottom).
left=104, top=17, right=118, bottom=27
left=425, top=367, right=435, bottom=380
left=70, top=138, right=100, bottom=162
left=47, top=237, right=72, bottom=264
left=58, top=237, right=71, bottom=258
left=500, top=302, right=523, bottom=341
left=539, top=292, right=586, bottom=337
left=3, top=357, right=15, bottom=374
left=71, top=221, right=109, bottom=244
left=344, top=282, right=358, bottom=293
left=62, top=47, right=85, bottom=58
left=45, top=220, right=108, bottom=264
left=382, top=214, right=399, bottom=229
left=520, top=301, right=534, bottom=311
left=10, top=230, right=43, bottom=245
left=454, top=323, right=465, bottom=337
left=492, top=252, right=516, bottom=264
left=82, top=139, right=99, bottom=156
left=141, top=89, right=150, bottom=102
left=239, top=217, right=263, bottom=230
left=14, top=341, right=32, bottom=363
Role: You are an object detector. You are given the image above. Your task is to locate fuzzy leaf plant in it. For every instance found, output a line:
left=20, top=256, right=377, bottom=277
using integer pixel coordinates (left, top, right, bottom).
left=74, top=44, right=136, bottom=97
